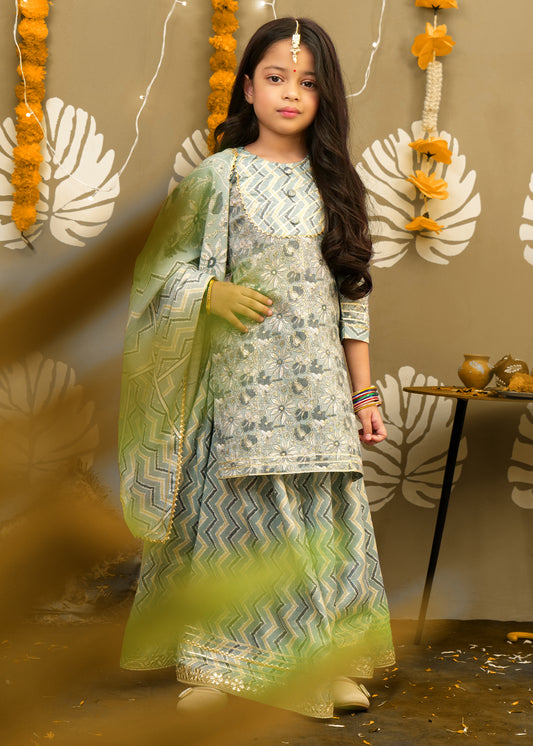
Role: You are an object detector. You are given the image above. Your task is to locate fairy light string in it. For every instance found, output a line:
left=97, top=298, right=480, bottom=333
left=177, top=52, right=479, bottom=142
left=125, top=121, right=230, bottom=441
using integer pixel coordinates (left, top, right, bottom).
left=259, top=1, right=277, bottom=19
left=11, top=0, right=188, bottom=235
left=347, top=0, right=387, bottom=98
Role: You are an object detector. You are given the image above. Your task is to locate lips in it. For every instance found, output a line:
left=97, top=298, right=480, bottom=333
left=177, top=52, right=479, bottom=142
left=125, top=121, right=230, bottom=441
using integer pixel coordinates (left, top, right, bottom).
left=278, top=108, right=300, bottom=117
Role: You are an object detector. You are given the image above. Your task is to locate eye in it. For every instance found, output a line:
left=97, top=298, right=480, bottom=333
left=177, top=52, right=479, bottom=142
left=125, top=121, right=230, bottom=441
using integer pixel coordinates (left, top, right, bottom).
left=302, top=80, right=317, bottom=90
left=268, top=75, right=283, bottom=83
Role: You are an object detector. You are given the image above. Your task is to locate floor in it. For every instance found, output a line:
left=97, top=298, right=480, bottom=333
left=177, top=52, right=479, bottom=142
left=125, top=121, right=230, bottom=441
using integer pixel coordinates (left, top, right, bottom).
left=2, top=616, right=531, bottom=745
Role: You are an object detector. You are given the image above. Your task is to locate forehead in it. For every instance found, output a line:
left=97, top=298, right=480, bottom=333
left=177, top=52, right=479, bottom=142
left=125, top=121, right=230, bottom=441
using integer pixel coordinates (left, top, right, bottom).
left=257, top=38, right=315, bottom=71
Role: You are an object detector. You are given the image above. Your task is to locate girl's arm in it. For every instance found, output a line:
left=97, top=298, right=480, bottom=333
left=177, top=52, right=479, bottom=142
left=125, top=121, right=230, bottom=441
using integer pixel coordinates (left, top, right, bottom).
left=342, top=338, right=387, bottom=444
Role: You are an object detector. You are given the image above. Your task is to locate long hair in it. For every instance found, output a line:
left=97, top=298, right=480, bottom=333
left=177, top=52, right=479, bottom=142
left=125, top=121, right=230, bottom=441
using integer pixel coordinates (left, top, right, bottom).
left=215, top=17, right=372, bottom=300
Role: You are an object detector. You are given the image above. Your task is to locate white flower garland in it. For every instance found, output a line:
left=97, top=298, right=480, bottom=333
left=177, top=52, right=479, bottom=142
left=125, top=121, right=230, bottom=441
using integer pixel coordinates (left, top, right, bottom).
left=422, top=60, right=443, bottom=136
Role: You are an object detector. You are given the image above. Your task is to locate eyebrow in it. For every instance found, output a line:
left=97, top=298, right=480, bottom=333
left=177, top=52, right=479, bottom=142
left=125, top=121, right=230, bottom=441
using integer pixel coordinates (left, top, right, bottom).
left=262, top=65, right=316, bottom=76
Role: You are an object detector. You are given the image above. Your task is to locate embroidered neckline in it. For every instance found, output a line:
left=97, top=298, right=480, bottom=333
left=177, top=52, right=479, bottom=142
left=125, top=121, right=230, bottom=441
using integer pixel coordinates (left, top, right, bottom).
left=237, top=147, right=310, bottom=170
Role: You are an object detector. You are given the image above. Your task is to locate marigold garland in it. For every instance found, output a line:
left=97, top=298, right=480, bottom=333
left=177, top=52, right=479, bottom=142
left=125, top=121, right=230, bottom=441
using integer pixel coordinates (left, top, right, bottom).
left=11, top=0, right=50, bottom=235
left=207, top=0, right=239, bottom=154
left=406, top=1, right=458, bottom=236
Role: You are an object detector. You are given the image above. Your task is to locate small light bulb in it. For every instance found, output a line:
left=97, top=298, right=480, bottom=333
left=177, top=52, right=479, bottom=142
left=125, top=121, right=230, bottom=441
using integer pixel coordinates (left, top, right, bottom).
left=139, top=95, right=145, bottom=100
left=372, top=41, right=378, bottom=48
left=26, top=112, right=31, bottom=117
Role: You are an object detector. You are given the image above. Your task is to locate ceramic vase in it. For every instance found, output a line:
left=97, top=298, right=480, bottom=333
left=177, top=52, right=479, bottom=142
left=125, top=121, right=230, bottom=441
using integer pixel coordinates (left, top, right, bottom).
left=492, top=354, right=529, bottom=387
left=457, top=354, right=493, bottom=389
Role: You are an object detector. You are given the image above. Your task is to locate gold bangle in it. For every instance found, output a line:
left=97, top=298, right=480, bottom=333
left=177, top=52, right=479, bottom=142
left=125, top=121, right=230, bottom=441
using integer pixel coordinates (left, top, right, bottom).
left=205, top=278, right=215, bottom=315
left=354, top=401, right=382, bottom=413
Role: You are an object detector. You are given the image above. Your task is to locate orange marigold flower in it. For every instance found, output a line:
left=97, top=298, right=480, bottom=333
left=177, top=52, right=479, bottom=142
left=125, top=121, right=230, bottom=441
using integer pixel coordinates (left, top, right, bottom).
left=15, top=101, right=43, bottom=120
left=11, top=166, right=42, bottom=188
left=412, top=23, right=455, bottom=70
left=415, top=1, right=458, bottom=8
left=209, top=34, right=238, bottom=53
left=210, top=50, right=237, bottom=72
left=207, top=89, right=229, bottom=112
left=409, top=138, right=452, bottom=164
left=19, top=40, right=48, bottom=65
left=15, top=119, right=43, bottom=145
left=13, top=144, right=43, bottom=165
left=17, top=62, right=46, bottom=83
left=207, top=112, right=225, bottom=131
left=13, top=185, right=41, bottom=204
left=16, top=81, right=46, bottom=103
left=407, top=169, right=449, bottom=199
left=11, top=203, right=38, bottom=231
left=18, top=18, right=48, bottom=42
left=405, top=215, right=444, bottom=233
left=212, top=10, right=239, bottom=34
left=209, top=70, right=235, bottom=91
left=19, top=0, right=50, bottom=20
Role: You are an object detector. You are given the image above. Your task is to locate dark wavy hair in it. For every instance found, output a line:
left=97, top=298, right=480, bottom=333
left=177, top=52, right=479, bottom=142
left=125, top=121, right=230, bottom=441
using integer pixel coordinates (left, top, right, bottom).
left=215, top=17, right=372, bottom=300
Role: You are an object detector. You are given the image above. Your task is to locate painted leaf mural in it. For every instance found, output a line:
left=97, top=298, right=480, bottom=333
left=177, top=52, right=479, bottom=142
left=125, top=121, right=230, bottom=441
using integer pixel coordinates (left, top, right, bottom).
left=168, top=129, right=209, bottom=195
left=362, top=366, right=467, bottom=511
left=507, top=403, right=533, bottom=509
left=0, top=353, right=99, bottom=484
left=519, top=172, right=533, bottom=266
left=0, top=97, right=120, bottom=249
left=357, top=121, right=481, bottom=267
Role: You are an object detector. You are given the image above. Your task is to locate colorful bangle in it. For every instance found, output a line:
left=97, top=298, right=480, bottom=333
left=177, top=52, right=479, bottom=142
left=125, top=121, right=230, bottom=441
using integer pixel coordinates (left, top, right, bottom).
left=351, top=385, right=382, bottom=413
left=205, top=277, right=216, bottom=315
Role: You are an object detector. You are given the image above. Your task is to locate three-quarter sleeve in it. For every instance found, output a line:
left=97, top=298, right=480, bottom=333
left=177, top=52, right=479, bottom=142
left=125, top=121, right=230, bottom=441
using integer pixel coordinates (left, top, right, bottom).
left=339, top=293, right=369, bottom=342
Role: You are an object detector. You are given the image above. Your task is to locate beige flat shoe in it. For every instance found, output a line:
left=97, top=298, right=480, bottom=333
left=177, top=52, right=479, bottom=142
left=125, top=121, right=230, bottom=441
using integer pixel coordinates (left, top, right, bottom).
left=176, top=685, right=228, bottom=714
left=332, top=677, right=370, bottom=711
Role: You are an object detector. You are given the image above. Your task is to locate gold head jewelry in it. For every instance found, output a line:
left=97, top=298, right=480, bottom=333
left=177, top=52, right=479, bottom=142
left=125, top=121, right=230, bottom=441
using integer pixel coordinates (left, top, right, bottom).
left=291, top=20, right=301, bottom=65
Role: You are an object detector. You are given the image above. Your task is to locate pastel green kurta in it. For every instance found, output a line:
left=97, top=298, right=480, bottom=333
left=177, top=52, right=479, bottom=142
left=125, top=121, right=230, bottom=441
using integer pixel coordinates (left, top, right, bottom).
left=119, top=150, right=394, bottom=718
left=211, top=150, right=367, bottom=477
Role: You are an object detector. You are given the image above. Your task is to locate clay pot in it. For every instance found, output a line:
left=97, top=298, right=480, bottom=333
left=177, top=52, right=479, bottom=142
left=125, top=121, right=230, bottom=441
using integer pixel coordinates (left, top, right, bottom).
left=457, top=354, right=493, bottom=389
left=492, top=354, right=529, bottom=387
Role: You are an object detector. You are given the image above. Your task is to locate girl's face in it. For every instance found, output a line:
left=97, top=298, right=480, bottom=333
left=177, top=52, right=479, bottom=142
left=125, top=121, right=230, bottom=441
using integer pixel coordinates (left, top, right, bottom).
left=244, top=39, right=319, bottom=147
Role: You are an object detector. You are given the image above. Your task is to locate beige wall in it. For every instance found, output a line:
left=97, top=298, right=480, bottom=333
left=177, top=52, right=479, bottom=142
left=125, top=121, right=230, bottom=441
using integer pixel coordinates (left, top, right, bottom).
left=1, top=1, right=531, bottom=621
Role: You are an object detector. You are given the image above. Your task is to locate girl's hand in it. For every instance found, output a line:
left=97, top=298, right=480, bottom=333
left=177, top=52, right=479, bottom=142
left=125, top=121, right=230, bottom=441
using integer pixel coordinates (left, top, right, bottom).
left=209, top=280, right=273, bottom=333
left=356, top=405, right=387, bottom=444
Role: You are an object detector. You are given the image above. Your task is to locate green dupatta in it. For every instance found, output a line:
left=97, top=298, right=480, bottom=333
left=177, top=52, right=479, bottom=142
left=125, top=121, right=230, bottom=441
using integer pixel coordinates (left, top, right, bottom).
left=118, top=150, right=236, bottom=542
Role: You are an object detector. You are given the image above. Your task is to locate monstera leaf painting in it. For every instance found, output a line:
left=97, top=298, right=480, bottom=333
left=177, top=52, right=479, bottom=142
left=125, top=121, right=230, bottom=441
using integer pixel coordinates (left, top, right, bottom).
left=0, top=97, right=119, bottom=249
left=519, top=172, right=533, bottom=266
left=0, top=353, right=99, bottom=484
left=168, top=129, right=209, bottom=195
left=362, top=366, right=467, bottom=510
left=508, top=403, right=533, bottom=509
left=357, top=121, right=481, bottom=267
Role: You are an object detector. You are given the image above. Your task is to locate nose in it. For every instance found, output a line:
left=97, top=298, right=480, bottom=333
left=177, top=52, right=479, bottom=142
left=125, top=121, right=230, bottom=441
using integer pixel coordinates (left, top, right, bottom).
left=283, top=79, right=300, bottom=100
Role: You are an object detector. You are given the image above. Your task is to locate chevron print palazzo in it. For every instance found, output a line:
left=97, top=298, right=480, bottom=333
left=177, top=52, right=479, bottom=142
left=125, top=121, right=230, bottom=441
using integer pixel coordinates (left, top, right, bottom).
left=121, top=446, right=394, bottom=718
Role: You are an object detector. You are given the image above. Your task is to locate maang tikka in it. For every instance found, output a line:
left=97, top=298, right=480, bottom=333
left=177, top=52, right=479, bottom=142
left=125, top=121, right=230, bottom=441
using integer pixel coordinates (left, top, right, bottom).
left=291, top=20, right=301, bottom=65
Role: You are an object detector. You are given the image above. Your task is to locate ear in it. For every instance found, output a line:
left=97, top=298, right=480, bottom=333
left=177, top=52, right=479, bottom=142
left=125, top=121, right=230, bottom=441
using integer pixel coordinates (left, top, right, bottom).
left=243, top=74, right=254, bottom=104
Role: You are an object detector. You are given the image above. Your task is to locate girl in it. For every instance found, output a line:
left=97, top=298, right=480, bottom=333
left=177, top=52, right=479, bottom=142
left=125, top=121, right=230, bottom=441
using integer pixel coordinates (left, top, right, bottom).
left=119, top=17, right=394, bottom=719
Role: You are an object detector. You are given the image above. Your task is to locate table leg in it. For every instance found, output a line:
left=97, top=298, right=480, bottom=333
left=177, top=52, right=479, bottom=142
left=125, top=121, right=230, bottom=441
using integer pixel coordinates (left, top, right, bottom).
left=414, top=398, right=468, bottom=644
